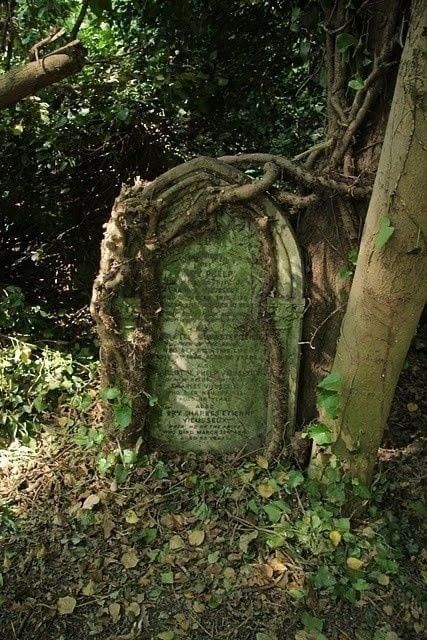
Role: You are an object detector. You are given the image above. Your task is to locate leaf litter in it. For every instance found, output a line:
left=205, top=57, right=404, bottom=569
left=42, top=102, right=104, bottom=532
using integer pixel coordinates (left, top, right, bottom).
left=0, top=422, right=425, bottom=640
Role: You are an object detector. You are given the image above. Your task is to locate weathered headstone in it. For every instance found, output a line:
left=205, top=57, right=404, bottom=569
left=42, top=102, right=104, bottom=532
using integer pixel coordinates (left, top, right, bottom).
left=91, top=157, right=303, bottom=457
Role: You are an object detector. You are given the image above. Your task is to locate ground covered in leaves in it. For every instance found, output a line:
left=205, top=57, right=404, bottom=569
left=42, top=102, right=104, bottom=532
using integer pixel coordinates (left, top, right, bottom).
left=0, top=350, right=425, bottom=640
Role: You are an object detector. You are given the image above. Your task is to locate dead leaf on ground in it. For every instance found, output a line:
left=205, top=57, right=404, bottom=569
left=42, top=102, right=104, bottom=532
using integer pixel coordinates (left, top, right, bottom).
left=121, top=549, right=139, bottom=569
left=188, top=530, right=205, bottom=546
left=82, top=494, right=100, bottom=510
left=109, top=602, right=121, bottom=623
left=57, top=596, right=77, bottom=615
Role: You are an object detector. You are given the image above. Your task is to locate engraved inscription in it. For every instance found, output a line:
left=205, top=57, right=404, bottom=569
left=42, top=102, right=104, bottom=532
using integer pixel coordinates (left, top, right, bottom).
left=149, top=215, right=268, bottom=452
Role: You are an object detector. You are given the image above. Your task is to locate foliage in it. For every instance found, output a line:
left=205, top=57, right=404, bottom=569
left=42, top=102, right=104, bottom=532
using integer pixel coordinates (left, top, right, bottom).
left=1, top=0, right=325, bottom=303
left=0, top=337, right=97, bottom=443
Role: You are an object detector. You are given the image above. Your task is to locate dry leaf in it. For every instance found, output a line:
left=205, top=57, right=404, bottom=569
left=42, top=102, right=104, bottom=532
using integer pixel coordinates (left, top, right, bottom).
left=256, top=455, right=269, bottom=469
left=257, top=480, right=277, bottom=499
left=346, top=556, right=364, bottom=570
left=82, top=580, right=95, bottom=596
left=268, top=557, right=286, bottom=573
left=329, top=530, right=342, bottom=547
left=174, top=612, right=190, bottom=631
left=239, top=530, right=258, bottom=553
left=57, top=596, right=76, bottom=615
left=109, top=602, right=121, bottom=623
left=377, top=573, right=390, bottom=586
left=121, top=549, right=139, bottom=569
left=125, top=510, right=139, bottom=524
left=82, top=494, right=100, bottom=510
left=160, top=513, right=185, bottom=530
left=193, top=601, right=205, bottom=613
left=103, top=517, right=115, bottom=539
left=223, top=567, right=236, bottom=581
left=240, top=469, right=255, bottom=484
left=188, top=530, right=205, bottom=546
left=126, top=602, right=141, bottom=617
left=169, top=535, right=185, bottom=550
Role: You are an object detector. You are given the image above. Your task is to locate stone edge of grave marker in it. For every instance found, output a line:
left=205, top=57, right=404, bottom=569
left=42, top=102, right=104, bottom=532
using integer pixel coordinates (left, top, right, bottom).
left=143, top=156, right=304, bottom=445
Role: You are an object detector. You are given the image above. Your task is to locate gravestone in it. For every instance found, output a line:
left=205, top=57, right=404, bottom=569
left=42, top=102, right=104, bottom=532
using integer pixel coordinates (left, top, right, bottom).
left=91, top=157, right=303, bottom=456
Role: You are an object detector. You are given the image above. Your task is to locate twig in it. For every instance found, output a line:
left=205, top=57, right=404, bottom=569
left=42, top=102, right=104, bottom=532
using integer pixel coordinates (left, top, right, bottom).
left=70, top=0, right=90, bottom=40
left=293, top=139, right=333, bottom=161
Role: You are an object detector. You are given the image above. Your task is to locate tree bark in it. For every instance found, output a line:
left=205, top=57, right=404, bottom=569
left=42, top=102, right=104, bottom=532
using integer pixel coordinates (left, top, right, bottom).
left=297, top=0, right=407, bottom=423
left=310, top=0, right=427, bottom=484
left=0, top=40, right=86, bottom=109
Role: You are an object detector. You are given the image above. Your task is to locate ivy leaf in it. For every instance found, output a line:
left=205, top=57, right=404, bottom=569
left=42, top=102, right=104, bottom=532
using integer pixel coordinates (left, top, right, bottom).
left=100, top=386, right=120, bottom=401
left=375, top=217, right=395, bottom=250
left=263, top=504, right=283, bottom=524
left=285, top=470, right=304, bottom=490
left=307, top=423, right=333, bottom=445
left=318, top=372, right=341, bottom=392
left=336, top=33, right=358, bottom=52
left=313, top=566, right=336, bottom=588
left=348, top=74, right=364, bottom=90
left=301, top=611, right=324, bottom=632
left=113, top=402, right=132, bottom=429
left=318, top=392, right=341, bottom=419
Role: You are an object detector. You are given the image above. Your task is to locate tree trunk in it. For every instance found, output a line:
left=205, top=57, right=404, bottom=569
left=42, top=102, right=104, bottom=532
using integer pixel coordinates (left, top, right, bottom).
left=297, top=0, right=407, bottom=423
left=310, top=0, right=427, bottom=484
left=0, top=40, right=86, bottom=109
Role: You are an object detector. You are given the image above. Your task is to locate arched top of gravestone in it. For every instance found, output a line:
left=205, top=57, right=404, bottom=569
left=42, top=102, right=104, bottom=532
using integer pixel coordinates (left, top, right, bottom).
left=141, top=156, right=303, bottom=300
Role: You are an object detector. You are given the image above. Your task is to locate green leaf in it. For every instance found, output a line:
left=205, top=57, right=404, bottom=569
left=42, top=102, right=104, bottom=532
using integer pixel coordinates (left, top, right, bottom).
left=352, top=578, right=371, bottom=591
left=142, top=527, right=158, bottom=544
left=339, top=266, right=353, bottom=280
left=336, top=33, right=358, bottom=52
left=318, top=372, right=341, bottom=392
left=161, top=571, right=174, bottom=584
left=113, top=402, right=132, bottom=429
left=114, top=464, right=128, bottom=484
left=334, top=517, right=350, bottom=534
left=12, top=123, right=24, bottom=136
left=285, top=470, right=304, bottom=489
left=375, top=217, right=395, bottom=250
left=348, top=248, right=358, bottom=265
left=263, top=504, right=283, bottom=524
left=100, top=386, right=120, bottom=401
left=317, top=391, right=341, bottom=420
left=307, top=423, right=333, bottom=446
left=348, top=75, right=364, bottom=90
left=301, top=611, right=324, bottom=632
left=247, top=498, right=260, bottom=515
left=313, top=566, right=336, bottom=589
left=208, top=551, right=220, bottom=564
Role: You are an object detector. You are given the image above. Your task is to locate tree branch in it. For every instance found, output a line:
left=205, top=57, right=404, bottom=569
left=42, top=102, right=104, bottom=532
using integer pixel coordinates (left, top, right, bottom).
left=276, top=191, right=320, bottom=208
left=0, top=40, right=87, bottom=109
left=218, top=154, right=371, bottom=199
left=70, top=0, right=90, bottom=40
